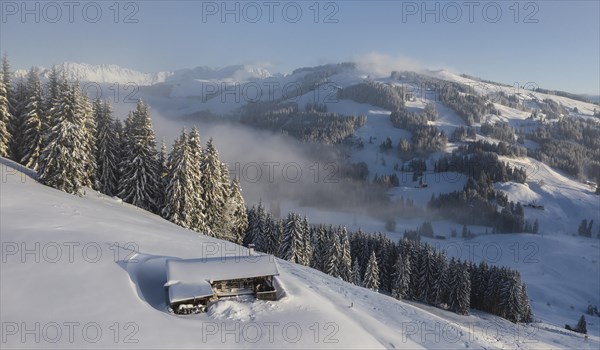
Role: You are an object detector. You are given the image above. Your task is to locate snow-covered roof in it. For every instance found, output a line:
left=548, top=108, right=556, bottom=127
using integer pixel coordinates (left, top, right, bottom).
left=167, top=281, right=214, bottom=303
left=165, top=255, right=279, bottom=303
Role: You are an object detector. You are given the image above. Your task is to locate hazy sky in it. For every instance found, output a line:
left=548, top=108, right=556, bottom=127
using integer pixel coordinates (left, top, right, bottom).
left=1, top=1, right=598, bottom=94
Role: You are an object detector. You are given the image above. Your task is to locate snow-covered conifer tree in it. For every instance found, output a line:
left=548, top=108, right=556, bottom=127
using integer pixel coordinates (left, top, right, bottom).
left=363, top=251, right=380, bottom=291
left=20, top=69, right=44, bottom=170
left=118, top=100, right=159, bottom=211
left=94, top=100, right=120, bottom=195
left=0, top=74, right=11, bottom=157
left=339, top=227, right=353, bottom=282
left=279, top=212, right=304, bottom=263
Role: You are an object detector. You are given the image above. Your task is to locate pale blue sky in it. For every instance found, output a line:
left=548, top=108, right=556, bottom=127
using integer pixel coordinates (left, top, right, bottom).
left=1, top=0, right=598, bottom=94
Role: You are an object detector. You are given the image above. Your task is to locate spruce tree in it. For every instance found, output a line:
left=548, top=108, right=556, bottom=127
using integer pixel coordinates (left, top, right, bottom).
left=300, top=216, right=313, bottom=266
left=520, top=283, right=534, bottom=323
left=8, top=79, right=26, bottom=161
left=118, top=100, right=160, bottom=212
left=352, top=259, right=363, bottom=286
left=251, top=202, right=267, bottom=251
left=311, top=225, right=328, bottom=271
left=430, top=251, right=448, bottom=305
left=79, top=91, right=96, bottom=188
left=187, top=128, right=207, bottom=233
left=448, top=261, right=471, bottom=315
left=363, top=251, right=380, bottom=291
left=244, top=205, right=259, bottom=247
left=43, top=66, right=60, bottom=135
left=156, top=138, right=168, bottom=213
left=499, top=271, right=525, bottom=322
left=38, top=81, right=89, bottom=194
left=0, top=74, right=10, bottom=157
left=575, top=315, right=587, bottom=334
left=339, top=227, right=353, bottom=282
left=391, top=253, right=411, bottom=299
left=1, top=54, right=14, bottom=158
left=94, top=100, right=120, bottom=196
left=162, top=130, right=195, bottom=228
left=418, top=243, right=435, bottom=302
left=200, top=138, right=227, bottom=236
left=325, top=228, right=342, bottom=278
left=20, top=69, right=44, bottom=170
left=223, top=177, right=248, bottom=245
left=279, top=212, right=304, bottom=263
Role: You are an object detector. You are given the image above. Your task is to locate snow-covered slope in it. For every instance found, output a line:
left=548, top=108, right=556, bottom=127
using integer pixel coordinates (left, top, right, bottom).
left=2, top=157, right=598, bottom=349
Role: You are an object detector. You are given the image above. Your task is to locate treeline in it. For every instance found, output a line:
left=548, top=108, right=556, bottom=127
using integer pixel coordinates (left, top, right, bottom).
left=0, top=58, right=247, bottom=242
left=480, top=121, right=517, bottom=143
left=450, top=126, right=477, bottom=142
left=494, top=91, right=529, bottom=112
left=458, top=140, right=528, bottom=158
left=535, top=87, right=597, bottom=105
left=244, top=205, right=533, bottom=323
left=537, top=99, right=568, bottom=120
left=390, top=106, right=447, bottom=156
left=428, top=172, right=537, bottom=233
left=530, top=117, right=600, bottom=183
left=434, top=149, right=528, bottom=183
left=239, top=101, right=366, bottom=144
left=337, top=81, right=406, bottom=111
left=439, top=84, right=499, bottom=125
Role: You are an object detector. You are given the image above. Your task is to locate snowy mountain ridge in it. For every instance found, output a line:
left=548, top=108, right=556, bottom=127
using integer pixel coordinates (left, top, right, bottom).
left=13, top=62, right=273, bottom=85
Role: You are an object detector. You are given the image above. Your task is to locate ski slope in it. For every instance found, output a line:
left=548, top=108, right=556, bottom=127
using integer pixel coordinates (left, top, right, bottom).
left=2, top=157, right=598, bottom=349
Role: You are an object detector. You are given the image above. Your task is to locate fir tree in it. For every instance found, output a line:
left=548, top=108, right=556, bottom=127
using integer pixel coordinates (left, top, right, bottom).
left=279, top=212, right=304, bottom=263
left=38, top=81, right=90, bottom=194
left=575, top=315, right=587, bottom=334
left=0, top=74, right=10, bottom=157
left=310, top=225, right=325, bottom=270
left=251, top=202, right=267, bottom=251
left=162, top=130, right=196, bottom=228
left=418, top=243, right=435, bottom=302
left=187, top=128, right=207, bottom=233
left=339, top=227, right=353, bottom=282
left=8, top=79, right=26, bottom=161
left=200, top=138, right=227, bottom=236
left=79, top=91, right=96, bottom=188
left=118, top=100, right=160, bottom=212
left=325, top=227, right=342, bottom=278
left=448, top=261, right=471, bottom=315
left=94, top=100, right=120, bottom=196
left=352, top=259, right=362, bottom=286
left=1, top=54, right=14, bottom=158
left=499, top=271, right=525, bottom=322
left=223, top=176, right=248, bottom=245
left=430, top=251, right=448, bottom=306
left=156, top=138, right=168, bottom=213
left=43, top=66, right=60, bottom=135
left=363, top=251, right=380, bottom=291
left=391, top=253, right=411, bottom=299
left=300, top=216, right=313, bottom=266
left=20, top=69, right=44, bottom=170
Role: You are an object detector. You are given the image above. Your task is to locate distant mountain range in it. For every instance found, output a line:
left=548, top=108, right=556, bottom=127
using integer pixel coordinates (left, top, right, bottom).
left=14, top=62, right=274, bottom=85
